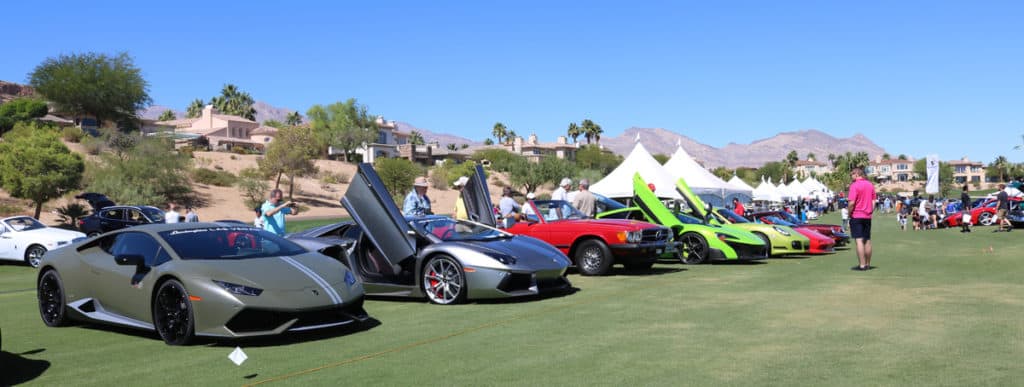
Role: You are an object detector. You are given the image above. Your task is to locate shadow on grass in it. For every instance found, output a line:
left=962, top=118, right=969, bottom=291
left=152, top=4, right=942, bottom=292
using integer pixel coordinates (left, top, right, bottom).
left=564, top=266, right=685, bottom=277
left=709, top=260, right=767, bottom=266
left=70, top=318, right=380, bottom=348
left=0, top=349, right=50, bottom=385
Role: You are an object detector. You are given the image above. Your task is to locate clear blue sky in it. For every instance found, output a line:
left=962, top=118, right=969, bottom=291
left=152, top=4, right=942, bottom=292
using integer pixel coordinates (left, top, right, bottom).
left=4, top=1, right=1023, bottom=164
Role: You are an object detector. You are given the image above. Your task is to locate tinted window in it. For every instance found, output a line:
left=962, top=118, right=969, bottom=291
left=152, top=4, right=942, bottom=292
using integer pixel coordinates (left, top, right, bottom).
left=341, top=224, right=363, bottom=240
left=141, top=207, right=165, bottom=222
left=410, top=217, right=508, bottom=241
left=127, top=209, right=147, bottom=223
left=102, top=208, right=124, bottom=220
left=4, top=217, right=46, bottom=231
left=111, top=232, right=162, bottom=266
left=159, top=226, right=306, bottom=260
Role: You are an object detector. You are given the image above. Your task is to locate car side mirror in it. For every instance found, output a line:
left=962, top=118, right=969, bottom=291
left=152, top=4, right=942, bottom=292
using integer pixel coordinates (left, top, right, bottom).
left=115, top=254, right=146, bottom=266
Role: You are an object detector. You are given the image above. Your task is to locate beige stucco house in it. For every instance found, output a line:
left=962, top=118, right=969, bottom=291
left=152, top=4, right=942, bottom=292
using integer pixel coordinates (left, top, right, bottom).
left=156, top=105, right=269, bottom=150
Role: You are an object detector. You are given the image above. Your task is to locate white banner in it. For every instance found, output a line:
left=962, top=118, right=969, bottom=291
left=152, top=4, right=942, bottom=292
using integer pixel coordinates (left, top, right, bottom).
left=925, top=154, right=939, bottom=194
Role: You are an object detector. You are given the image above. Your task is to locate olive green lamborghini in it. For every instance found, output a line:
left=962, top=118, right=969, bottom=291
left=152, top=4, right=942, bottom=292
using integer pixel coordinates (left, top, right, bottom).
left=37, top=222, right=370, bottom=345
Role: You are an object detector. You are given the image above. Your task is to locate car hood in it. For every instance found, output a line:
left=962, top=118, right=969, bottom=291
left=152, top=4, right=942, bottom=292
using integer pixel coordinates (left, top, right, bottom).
left=446, top=237, right=569, bottom=269
left=552, top=218, right=660, bottom=230
left=184, top=252, right=349, bottom=291
left=20, top=227, right=86, bottom=241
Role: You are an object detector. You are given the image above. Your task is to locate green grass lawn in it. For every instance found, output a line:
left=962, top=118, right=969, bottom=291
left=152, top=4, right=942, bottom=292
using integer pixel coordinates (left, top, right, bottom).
left=2, top=211, right=1023, bottom=386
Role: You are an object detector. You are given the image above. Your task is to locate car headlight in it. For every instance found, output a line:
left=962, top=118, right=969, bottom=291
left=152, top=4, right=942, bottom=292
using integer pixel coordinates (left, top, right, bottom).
left=213, top=280, right=263, bottom=296
left=772, top=226, right=791, bottom=236
left=488, top=253, right=517, bottom=265
left=627, top=230, right=643, bottom=243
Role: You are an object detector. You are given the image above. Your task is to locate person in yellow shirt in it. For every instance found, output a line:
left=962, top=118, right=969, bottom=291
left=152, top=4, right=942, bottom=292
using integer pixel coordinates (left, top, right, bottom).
left=452, top=176, right=469, bottom=220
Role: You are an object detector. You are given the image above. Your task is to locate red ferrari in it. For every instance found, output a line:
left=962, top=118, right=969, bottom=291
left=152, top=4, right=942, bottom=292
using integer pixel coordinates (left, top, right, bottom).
left=749, top=214, right=835, bottom=254
left=504, top=200, right=673, bottom=276
left=941, top=197, right=1021, bottom=227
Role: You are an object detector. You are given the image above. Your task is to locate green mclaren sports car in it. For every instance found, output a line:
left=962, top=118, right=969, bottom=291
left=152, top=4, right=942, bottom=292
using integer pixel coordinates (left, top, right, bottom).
left=708, top=207, right=811, bottom=256
left=595, top=173, right=767, bottom=264
left=37, top=223, right=370, bottom=345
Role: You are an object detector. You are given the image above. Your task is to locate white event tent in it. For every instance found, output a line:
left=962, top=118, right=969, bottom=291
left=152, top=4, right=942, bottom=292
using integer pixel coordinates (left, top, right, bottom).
left=590, top=143, right=683, bottom=200
left=753, top=177, right=782, bottom=202
left=663, top=147, right=752, bottom=207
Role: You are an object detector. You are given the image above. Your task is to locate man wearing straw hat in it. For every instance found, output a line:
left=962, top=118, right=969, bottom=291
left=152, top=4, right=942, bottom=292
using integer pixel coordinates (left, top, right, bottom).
left=402, top=176, right=433, bottom=216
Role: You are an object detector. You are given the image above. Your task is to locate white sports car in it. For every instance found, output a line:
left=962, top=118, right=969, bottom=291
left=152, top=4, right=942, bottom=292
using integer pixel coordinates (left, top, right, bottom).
left=0, top=216, right=86, bottom=268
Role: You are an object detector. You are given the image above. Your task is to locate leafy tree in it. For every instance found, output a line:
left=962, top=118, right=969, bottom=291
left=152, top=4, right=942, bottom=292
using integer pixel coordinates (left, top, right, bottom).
left=806, top=152, right=816, bottom=161
left=236, top=167, right=270, bottom=208
left=581, top=119, right=602, bottom=144
left=157, top=109, right=176, bottom=121
left=210, top=84, right=256, bottom=120
left=508, top=156, right=577, bottom=194
left=483, top=138, right=494, bottom=146
left=375, top=157, right=423, bottom=203
left=409, top=130, right=425, bottom=145
left=0, top=123, right=85, bottom=219
left=186, top=98, right=205, bottom=118
left=492, top=122, right=507, bottom=145
left=897, top=154, right=908, bottom=160
left=652, top=153, right=670, bottom=165
left=711, top=166, right=733, bottom=181
left=471, top=148, right=522, bottom=172
left=262, top=119, right=286, bottom=129
left=285, top=111, right=303, bottom=126
left=258, top=125, right=319, bottom=198
left=84, top=135, right=191, bottom=205
left=881, top=153, right=891, bottom=160
left=820, top=151, right=870, bottom=191
left=29, top=52, right=151, bottom=130
left=575, top=144, right=622, bottom=175
left=306, top=99, right=378, bottom=161
left=0, top=98, right=49, bottom=134
left=567, top=122, right=581, bottom=143
left=755, top=161, right=792, bottom=187
left=987, top=155, right=1012, bottom=182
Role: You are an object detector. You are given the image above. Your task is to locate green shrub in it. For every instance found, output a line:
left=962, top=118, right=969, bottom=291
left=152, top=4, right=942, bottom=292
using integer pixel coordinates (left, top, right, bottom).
left=337, top=171, right=350, bottom=184
left=62, top=127, right=85, bottom=143
left=237, top=168, right=269, bottom=209
left=0, top=203, right=23, bottom=216
left=192, top=168, right=237, bottom=187
left=320, top=172, right=340, bottom=185
left=178, top=145, right=195, bottom=158
left=375, top=157, right=423, bottom=203
left=80, top=135, right=103, bottom=155
left=56, top=203, right=89, bottom=226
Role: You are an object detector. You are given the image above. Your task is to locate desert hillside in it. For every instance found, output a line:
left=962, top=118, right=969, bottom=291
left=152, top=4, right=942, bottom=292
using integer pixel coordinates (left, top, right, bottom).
left=1, top=145, right=518, bottom=226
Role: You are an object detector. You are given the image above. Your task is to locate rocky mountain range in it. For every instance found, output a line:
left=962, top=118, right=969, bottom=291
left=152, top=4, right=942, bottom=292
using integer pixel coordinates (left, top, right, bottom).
left=394, top=121, right=477, bottom=148
left=601, top=127, right=887, bottom=168
left=138, top=101, right=299, bottom=124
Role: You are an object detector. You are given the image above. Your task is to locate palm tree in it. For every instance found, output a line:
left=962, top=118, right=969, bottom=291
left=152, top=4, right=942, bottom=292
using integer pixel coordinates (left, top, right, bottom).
left=882, top=153, right=891, bottom=160
left=827, top=153, right=837, bottom=167
left=409, top=130, right=425, bottom=145
left=991, top=155, right=1011, bottom=182
left=806, top=152, right=816, bottom=161
left=581, top=119, right=602, bottom=144
left=446, top=143, right=458, bottom=151
left=492, top=122, right=507, bottom=145
left=506, top=130, right=517, bottom=144
left=897, top=154, right=908, bottom=160
left=212, top=84, right=256, bottom=120
left=186, top=98, right=205, bottom=118
left=785, top=150, right=799, bottom=168
left=567, top=122, right=581, bottom=143
left=285, top=111, right=302, bottom=126
left=157, top=109, right=175, bottom=121
left=1014, top=134, right=1024, bottom=150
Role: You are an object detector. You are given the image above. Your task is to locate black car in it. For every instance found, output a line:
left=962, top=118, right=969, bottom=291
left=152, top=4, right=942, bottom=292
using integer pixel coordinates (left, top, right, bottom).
left=75, top=193, right=165, bottom=237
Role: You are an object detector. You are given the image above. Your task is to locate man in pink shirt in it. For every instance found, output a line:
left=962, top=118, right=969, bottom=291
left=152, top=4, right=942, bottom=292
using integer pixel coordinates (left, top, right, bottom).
left=848, top=167, right=876, bottom=271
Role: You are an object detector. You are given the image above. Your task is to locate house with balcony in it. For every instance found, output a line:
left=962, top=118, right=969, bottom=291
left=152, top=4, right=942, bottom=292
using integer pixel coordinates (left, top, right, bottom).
left=866, top=156, right=916, bottom=182
left=948, top=157, right=986, bottom=185
left=793, top=158, right=832, bottom=179
left=345, top=116, right=409, bottom=163
left=156, top=105, right=269, bottom=150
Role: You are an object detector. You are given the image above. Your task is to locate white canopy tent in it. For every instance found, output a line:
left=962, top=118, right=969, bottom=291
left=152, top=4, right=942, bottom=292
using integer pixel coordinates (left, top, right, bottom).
left=787, top=179, right=810, bottom=199
left=776, top=182, right=796, bottom=201
left=590, top=143, right=683, bottom=200
left=753, top=178, right=783, bottom=202
left=663, top=147, right=751, bottom=207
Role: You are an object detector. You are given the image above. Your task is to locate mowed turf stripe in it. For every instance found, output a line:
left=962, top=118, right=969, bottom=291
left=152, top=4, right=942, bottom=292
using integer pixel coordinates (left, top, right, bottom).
left=0, top=287, right=35, bottom=295
left=243, top=273, right=683, bottom=386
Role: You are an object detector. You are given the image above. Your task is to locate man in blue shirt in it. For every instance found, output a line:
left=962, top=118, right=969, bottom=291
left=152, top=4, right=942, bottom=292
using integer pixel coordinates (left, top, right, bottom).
left=261, top=189, right=298, bottom=235
left=402, top=176, right=432, bottom=216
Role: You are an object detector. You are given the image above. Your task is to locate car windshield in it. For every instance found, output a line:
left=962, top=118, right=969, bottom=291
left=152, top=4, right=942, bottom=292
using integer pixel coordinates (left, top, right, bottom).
left=673, top=212, right=703, bottom=224
left=141, top=207, right=165, bottom=222
left=715, top=208, right=750, bottom=223
left=410, top=217, right=509, bottom=241
left=3, top=216, right=47, bottom=231
left=774, top=211, right=803, bottom=224
left=764, top=216, right=797, bottom=227
left=530, top=200, right=587, bottom=221
left=159, top=226, right=307, bottom=260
